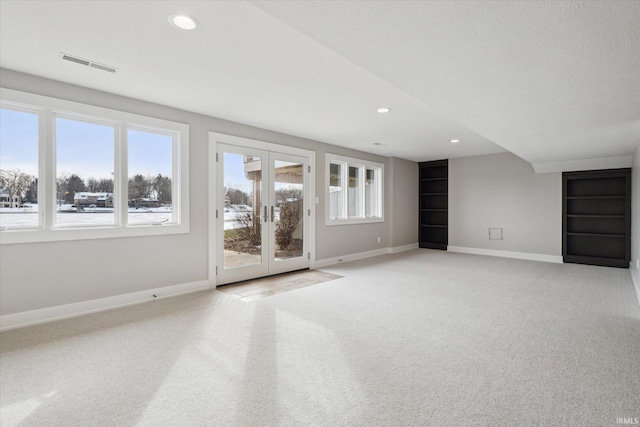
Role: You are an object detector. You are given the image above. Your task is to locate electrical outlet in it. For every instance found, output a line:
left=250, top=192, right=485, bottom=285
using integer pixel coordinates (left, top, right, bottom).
left=377, top=236, right=381, bottom=243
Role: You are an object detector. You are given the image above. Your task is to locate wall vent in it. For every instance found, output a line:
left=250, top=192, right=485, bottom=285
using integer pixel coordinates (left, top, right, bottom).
left=60, top=53, right=117, bottom=74
left=489, top=228, right=503, bottom=240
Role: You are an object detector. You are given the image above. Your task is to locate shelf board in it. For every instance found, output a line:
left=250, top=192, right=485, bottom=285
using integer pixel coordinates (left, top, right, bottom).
left=419, top=242, right=447, bottom=250
left=421, top=224, right=447, bottom=228
left=566, top=195, right=625, bottom=199
left=421, top=209, right=447, bottom=212
left=421, top=193, right=447, bottom=196
left=563, top=254, right=628, bottom=268
left=566, top=214, right=625, bottom=218
left=566, top=232, right=625, bottom=238
left=420, top=177, right=448, bottom=181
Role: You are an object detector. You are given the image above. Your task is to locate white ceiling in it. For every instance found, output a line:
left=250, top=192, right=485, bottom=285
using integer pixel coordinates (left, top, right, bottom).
left=1, top=1, right=638, bottom=170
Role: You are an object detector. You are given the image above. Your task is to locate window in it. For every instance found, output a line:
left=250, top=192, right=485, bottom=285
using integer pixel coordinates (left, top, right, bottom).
left=56, top=117, right=116, bottom=227
left=329, top=163, right=343, bottom=219
left=365, top=168, right=381, bottom=218
left=0, top=107, right=40, bottom=230
left=348, top=166, right=361, bottom=217
left=127, top=129, right=174, bottom=225
left=0, top=88, right=189, bottom=244
left=326, top=154, right=383, bottom=224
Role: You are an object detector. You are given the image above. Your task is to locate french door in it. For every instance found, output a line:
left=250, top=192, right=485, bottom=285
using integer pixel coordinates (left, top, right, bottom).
left=216, top=142, right=310, bottom=285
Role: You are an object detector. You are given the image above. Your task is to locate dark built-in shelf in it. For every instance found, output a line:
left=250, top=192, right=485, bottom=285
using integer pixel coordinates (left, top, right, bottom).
left=562, top=169, right=631, bottom=268
left=566, top=214, right=625, bottom=218
left=419, top=160, right=448, bottom=250
left=566, top=232, right=625, bottom=238
left=566, top=196, right=625, bottom=200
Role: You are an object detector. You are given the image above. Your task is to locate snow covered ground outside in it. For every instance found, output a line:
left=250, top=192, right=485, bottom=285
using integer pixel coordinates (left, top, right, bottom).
left=0, top=204, right=280, bottom=230
left=0, top=204, right=174, bottom=228
left=223, top=205, right=281, bottom=230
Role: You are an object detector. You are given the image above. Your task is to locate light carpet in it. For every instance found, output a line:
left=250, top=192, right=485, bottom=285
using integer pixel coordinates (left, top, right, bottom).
left=217, top=269, right=343, bottom=301
left=1, top=249, right=639, bottom=426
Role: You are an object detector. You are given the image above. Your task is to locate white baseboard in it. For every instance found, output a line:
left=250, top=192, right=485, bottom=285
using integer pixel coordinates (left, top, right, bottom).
left=388, top=243, right=419, bottom=254
left=447, top=246, right=563, bottom=264
left=313, top=243, right=419, bottom=269
left=313, top=248, right=389, bottom=269
left=0, top=280, right=212, bottom=332
left=630, top=262, right=640, bottom=307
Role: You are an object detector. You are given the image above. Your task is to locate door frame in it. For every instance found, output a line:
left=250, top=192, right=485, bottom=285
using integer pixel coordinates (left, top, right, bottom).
left=208, top=132, right=316, bottom=287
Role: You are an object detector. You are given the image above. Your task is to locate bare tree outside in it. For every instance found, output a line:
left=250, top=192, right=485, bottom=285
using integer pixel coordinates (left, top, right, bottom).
left=226, top=187, right=250, bottom=206
left=64, top=174, right=86, bottom=204
left=235, top=211, right=261, bottom=247
left=23, top=179, right=38, bottom=203
left=150, top=174, right=172, bottom=205
left=0, top=169, right=35, bottom=207
left=275, top=185, right=302, bottom=253
left=276, top=200, right=301, bottom=250
left=96, top=178, right=114, bottom=193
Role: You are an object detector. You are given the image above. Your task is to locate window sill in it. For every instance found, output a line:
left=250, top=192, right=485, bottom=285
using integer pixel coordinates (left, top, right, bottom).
left=326, top=217, right=384, bottom=226
left=0, top=223, right=189, bottom=244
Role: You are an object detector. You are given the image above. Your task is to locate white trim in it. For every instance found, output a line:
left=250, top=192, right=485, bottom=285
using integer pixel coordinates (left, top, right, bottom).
left=208, top=132, right=316, bottom=287
left=313, top=248, right=389, bottom=269
left=325, top=153, right=384, bottom=225
left=0, top=87, right=190, bottom=244
left=532, top=155, right=633, bottom=174
left=208, top=136, right=218, bottom=287
left=447, top=246, right=563, bottom=264
left=209, top=132, right=316, bottom=159
left=0, top=280, right=212, bottom=332
left=389, top=243, right=419, bottom=254
left=630, top=262, right=640, bottom=307
left=313, top=244, right=419, bottom=268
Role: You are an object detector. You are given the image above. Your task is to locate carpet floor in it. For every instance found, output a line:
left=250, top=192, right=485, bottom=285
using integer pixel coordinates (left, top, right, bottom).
left=217, top=269, right=343, bottom=301
left=1, top=249, right=639, bottom=426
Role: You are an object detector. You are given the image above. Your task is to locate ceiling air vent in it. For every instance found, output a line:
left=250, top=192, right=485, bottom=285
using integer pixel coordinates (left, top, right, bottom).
left=60, top=53, right=117, bottom=74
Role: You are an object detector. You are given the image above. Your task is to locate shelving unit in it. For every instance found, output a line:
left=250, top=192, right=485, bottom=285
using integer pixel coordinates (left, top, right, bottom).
left=562, top=169, right=631, bottom=268
left=419, top=160, right=448, bottom=250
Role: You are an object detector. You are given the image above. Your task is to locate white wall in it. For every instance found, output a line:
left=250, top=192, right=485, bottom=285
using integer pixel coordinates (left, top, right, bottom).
left=449, top=153, right=562, bottom=256
left=388, top=157, right=418, bottom=248
left=631, top=142, right=640, bottom=290
left=0, top=69, right=396, bottom=316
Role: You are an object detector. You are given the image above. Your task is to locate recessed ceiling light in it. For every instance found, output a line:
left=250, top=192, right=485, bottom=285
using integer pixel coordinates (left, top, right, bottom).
left=169, top=14, right=199, bottom=30
left=450, top=139, right=460, bottom=144
left=377, top=107, right=390, bottom=113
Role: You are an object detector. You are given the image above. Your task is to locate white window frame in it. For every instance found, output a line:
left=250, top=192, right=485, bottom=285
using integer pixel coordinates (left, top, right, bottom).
left=0, top=88, right=189, bottom=244
left=326, top=153, right=383, bottom=225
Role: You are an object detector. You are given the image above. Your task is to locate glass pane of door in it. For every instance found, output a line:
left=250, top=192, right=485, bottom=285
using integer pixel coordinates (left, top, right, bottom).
left=273, top=160, right=304, bottom=261
left=223, top=152, right=263, bottom=269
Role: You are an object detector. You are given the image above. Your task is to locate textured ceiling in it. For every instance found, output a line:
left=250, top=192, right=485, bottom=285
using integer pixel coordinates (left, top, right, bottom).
left=253, top=0, right=640, bottom=170
left=1, top=1, right=638, bottom=170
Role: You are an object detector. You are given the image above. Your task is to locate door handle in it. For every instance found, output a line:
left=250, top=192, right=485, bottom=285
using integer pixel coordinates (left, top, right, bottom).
left=264, top=205, right=268, bottom=223
left=271, top=206, right=275, bottom=222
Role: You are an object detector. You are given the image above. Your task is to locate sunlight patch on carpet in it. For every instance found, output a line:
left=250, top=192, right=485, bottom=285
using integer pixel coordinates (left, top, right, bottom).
left=217, top=270, right=343, bottom=301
